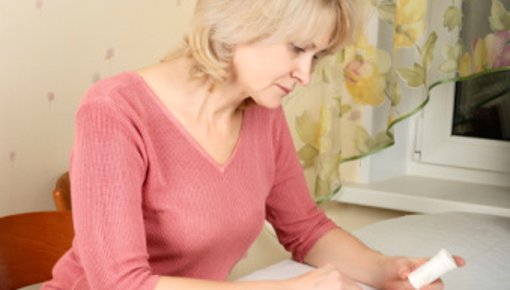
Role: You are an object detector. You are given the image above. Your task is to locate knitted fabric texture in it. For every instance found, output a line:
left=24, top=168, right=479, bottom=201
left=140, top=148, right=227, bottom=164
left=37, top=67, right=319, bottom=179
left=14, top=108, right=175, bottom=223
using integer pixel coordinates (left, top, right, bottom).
left=42, top=72, right=337, bottom=290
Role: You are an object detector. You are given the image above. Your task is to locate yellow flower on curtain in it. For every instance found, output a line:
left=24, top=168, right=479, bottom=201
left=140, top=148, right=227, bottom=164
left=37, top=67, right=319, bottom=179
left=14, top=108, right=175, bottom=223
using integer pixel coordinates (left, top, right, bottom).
left=394, top=0, right=426, bottom=48
left=473, top=37, right=490, bottom=73
left=490, top=0, right=510, bottom=31
left=294, top=103, right=343, bottom=199
left=458, top=53, right=472, bottom=77
left=459, top=30, right=510, bottom=76
left=343, top=35, right=391, bottom=106
left=315, top=151, right=342, bottom=199
left=440, top=42, right=463, bottom=73
left=295, top=105, right=332, bottom=168
left=354, top=125, right=393, bottom=154
left=443, top=5, right=463, bottom=31
left=457, top=1, right=510, bottom=76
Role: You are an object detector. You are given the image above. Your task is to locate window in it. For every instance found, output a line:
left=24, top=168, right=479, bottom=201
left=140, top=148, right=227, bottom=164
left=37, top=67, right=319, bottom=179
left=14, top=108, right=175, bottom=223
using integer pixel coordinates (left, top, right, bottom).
left=415, top=0, right=510, bottom=174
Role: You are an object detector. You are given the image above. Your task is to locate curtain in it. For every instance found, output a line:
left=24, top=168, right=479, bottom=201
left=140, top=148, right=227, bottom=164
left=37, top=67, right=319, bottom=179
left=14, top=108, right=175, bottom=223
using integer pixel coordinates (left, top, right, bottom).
left=283, top=0, right=510, bottom=201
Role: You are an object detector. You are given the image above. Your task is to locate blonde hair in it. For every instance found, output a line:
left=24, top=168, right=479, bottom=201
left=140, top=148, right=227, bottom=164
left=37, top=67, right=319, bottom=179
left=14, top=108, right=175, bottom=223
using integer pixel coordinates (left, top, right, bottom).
left=167, top=0, right=358, bottom=85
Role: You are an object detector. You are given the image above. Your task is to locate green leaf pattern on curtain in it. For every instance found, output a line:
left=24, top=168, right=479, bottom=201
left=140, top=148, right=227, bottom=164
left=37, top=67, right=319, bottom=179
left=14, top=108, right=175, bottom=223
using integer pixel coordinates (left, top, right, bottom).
left=283, top=0, right=510, bottom=201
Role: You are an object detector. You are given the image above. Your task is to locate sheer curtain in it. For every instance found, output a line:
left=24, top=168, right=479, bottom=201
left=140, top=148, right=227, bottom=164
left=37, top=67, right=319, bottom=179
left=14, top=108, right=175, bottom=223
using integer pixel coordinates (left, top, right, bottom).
left=283, top=0, right=510, bottom=201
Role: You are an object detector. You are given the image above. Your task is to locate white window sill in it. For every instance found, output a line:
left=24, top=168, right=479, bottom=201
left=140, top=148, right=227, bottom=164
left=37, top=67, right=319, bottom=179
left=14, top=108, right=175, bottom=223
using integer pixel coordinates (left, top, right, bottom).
left=333, top=175, right=510, bottom=218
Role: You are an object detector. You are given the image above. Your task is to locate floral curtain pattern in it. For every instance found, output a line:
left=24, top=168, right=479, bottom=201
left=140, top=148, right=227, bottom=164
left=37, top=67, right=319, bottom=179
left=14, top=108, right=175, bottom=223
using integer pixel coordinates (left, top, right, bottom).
left=283, top=0, right=510, bottom=201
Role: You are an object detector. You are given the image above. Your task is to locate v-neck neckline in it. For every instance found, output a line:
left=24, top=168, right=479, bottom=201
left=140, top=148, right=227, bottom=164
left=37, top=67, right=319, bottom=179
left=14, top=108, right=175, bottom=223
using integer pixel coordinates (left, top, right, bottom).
left=128, top=71, right=247, bottom=173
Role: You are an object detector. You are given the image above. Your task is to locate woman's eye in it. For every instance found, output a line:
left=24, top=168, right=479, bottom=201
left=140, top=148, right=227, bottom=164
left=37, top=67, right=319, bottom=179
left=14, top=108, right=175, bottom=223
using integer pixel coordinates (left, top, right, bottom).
left=291, top=44, right=306, bottom=54
left=312, top=53, right=324, bottom=63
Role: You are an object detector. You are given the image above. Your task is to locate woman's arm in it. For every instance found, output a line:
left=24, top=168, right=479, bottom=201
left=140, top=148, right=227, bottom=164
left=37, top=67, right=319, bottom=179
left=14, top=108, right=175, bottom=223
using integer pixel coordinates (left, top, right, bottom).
left=303, top=228, right=466, bottom=290
left=303, top=228, right=387, bottom=287
left=155, top=265, right=362, bottom=290
left=155, top=277, right=285, bottom=290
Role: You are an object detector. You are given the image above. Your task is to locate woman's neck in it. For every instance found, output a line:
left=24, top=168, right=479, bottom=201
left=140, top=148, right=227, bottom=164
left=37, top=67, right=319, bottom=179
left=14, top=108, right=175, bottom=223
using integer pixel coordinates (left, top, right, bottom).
left=139, top=57, right=248, bottom=126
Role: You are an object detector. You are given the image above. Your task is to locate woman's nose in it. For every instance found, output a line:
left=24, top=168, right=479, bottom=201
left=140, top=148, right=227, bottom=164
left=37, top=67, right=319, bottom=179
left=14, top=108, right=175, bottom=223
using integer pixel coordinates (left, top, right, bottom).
left=291, top=57, right=312, bottom=85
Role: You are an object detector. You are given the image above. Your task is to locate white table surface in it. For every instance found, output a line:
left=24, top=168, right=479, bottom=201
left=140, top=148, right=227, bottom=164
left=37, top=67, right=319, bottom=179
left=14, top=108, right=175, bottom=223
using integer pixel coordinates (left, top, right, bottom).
left=240, top=212, right=510, bottom=289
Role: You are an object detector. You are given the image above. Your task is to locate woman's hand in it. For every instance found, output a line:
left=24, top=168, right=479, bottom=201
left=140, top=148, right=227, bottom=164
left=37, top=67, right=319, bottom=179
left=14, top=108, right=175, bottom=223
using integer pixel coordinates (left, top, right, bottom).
left=285, top=264, right=362, bottom=290
left=377, top=255, right=465, bottom=290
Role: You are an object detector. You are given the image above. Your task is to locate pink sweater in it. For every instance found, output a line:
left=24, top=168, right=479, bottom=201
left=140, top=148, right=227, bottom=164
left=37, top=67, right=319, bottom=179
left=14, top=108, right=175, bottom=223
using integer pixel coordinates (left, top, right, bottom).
left=42, top=72, right=337, bottom=290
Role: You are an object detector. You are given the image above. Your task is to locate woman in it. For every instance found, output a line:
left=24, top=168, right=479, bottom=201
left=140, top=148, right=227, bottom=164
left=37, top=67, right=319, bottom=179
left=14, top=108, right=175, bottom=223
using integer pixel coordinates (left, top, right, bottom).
left=42, top=0, right=463, bottom=289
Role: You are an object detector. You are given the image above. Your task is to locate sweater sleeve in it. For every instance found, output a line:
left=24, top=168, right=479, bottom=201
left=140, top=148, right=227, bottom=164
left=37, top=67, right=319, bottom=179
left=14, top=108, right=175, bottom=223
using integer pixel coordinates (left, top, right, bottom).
left=69, top=95, right=159, bottom=290
left=265, top=107, right=338, bottom=263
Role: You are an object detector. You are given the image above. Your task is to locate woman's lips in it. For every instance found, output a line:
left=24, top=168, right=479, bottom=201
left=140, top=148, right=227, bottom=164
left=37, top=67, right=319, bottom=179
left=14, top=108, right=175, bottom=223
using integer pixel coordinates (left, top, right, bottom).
left=276, top=84, right=291, bottom=95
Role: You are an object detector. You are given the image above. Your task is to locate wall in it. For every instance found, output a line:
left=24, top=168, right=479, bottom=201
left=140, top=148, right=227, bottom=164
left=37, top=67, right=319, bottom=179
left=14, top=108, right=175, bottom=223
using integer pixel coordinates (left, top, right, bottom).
left=0, top=0, right=196, bottom=216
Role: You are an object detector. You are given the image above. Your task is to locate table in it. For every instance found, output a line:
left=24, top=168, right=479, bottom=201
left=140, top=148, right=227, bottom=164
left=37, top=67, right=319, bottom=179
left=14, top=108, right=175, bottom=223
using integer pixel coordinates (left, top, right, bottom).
left=240, top=212, right=510, bottom=289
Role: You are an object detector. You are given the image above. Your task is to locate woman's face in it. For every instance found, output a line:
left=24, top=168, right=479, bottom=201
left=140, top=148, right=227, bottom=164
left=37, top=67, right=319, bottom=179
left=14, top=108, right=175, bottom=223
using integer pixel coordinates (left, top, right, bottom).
left=231, top=26, right=333, bottom=109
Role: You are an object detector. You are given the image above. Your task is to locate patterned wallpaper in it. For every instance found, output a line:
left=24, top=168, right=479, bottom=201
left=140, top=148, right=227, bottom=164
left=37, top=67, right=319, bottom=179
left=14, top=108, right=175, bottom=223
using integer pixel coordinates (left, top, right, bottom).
left=0, top=0, right=195, bottom=215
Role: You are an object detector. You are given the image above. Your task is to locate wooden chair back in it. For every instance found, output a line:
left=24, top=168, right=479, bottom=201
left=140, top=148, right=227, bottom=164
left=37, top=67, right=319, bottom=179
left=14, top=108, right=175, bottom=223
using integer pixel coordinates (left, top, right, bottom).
left=0, top=211, right=74, bottom=290
left=52, top=172, right=71, bottom=211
